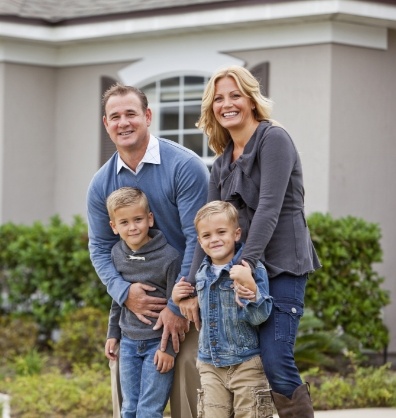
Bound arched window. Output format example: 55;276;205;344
142;74;214;167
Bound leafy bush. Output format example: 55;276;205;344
303;362;396;409
306;213;390;352
0;216;111;341
295;309;359;372
12;349;47;377
52;307;109;371
0;364;112;418
0;316;39;365
0;212;390;369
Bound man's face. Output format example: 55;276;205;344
103;92;152;151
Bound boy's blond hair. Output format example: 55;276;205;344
106;187;150;221
194;201;239;231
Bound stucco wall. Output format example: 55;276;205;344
53;62;127;223
329;30;396;353
1;63;56;223
235;44;332;216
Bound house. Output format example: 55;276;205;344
0;0;395;362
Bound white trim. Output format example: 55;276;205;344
0;1;395;44
0;19;388;68
118;53;244;86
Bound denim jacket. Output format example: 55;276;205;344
196;243;273;367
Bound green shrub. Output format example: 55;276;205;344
0;212;390;363
12;349;48;377
0;364;112;418
306;213;390;352
303;363;396;409
52;307;109;370
0;216;111;340
0;316;39;365
295;309;359;372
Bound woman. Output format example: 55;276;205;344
196;65;321;417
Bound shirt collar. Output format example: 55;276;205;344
116;134;161;174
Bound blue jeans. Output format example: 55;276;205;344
259;273;307;398
119;335;174;418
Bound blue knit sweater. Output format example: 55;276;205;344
87;138;209;307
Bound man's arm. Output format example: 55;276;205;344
156;155;209;350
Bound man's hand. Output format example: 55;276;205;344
104;338;119;361
179;297;200;331
125;282;167;325
153;307;190;353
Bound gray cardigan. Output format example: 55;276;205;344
208;121;321;278
107;229;182;356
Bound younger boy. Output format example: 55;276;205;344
104;187;181;418
172;200;274;418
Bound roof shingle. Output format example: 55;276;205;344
0;0;237;23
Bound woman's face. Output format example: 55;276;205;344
212;76;256;133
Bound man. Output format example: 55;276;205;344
87;83;209;418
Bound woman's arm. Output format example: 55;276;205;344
241;127;297;268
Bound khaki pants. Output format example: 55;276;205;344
109;344;122;418
196;356;273;418
110;327;200;418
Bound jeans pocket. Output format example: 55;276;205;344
273;299;304;344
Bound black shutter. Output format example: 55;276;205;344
100;76;118;167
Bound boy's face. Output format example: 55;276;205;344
110;204;154;251
197;213;241;265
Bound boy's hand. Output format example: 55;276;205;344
230;260;257;306
104;338;119;361
172;277;195;305
230;260;257;293
154;350;175;373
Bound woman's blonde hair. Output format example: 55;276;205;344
197;65;274;155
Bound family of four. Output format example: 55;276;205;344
87;65;321;418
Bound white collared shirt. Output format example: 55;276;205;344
116;134;161;175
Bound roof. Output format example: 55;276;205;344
1;0;396;49
2;0;396;25
2;0;396;27
0;0;239;24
